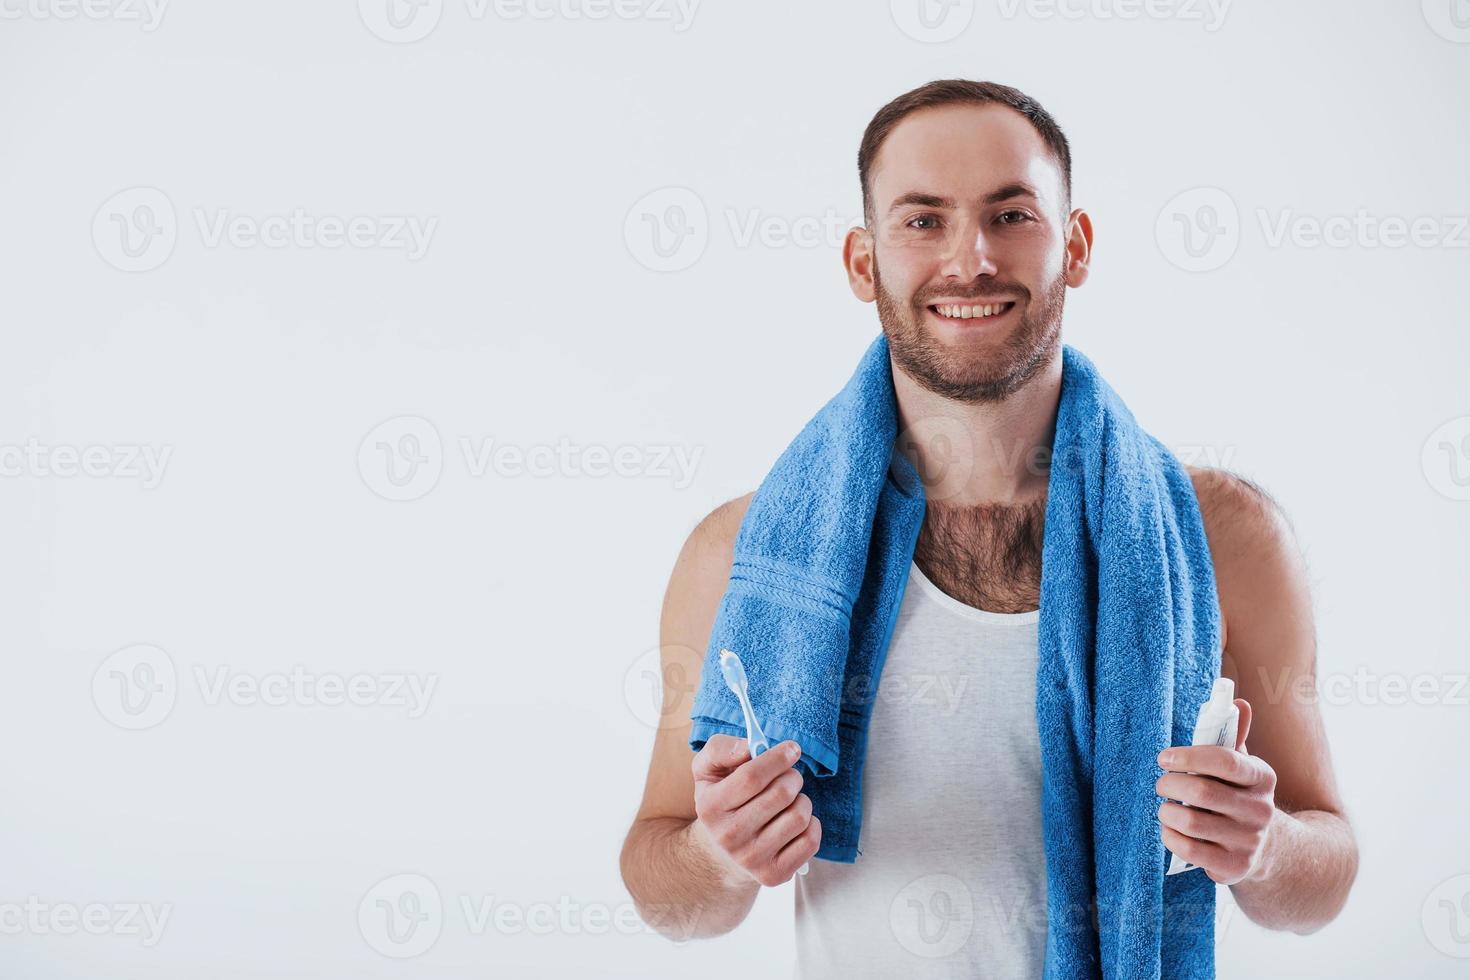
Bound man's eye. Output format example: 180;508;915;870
998;210;1033;225
906;214;940;230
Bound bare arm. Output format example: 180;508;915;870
620;494;763;941
1184;469;1360;934
620;816;759;942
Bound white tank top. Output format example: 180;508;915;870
793;558;1048;979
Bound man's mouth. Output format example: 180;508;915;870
927;301;1017;323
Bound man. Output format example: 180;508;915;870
619;79;1358;975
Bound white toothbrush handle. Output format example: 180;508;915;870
734;686;770;756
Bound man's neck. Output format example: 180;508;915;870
891;349;1063;507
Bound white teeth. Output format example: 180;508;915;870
937;303;1008;319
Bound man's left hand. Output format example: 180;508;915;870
1156;698;1278;886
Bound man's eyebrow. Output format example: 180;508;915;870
886;192;953;214
982;181;1040;205
885;182;1041;215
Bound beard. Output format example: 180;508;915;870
874;258;1067;404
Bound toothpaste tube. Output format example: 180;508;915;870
1165;677;1239;876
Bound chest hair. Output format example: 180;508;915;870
913;496;1046;614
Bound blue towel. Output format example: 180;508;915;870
688;332;1224;978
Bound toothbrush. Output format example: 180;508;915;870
718;649;809;877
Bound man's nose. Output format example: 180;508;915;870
939;221;998;281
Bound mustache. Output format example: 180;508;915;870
915;286;1028;305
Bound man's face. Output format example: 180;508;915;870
862;103;1076;403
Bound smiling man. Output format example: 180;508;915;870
620;79;1359;977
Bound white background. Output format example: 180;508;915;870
1;1;1467;976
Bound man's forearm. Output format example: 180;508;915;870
620;816;761;941
1228;808;1358;934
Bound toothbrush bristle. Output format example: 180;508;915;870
718;649;748;691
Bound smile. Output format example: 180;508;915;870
927;301;1016;321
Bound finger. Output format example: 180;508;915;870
730;768;805;841
751;791;814;862
1157;800;1255;850
774;814;821;878
692;734;751;783
710;739;803;813
1234;698;1252;753
1155;773;1265;821
1158;745;1269;787
1160;825;1231;878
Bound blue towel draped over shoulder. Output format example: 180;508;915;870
688;332;1223;978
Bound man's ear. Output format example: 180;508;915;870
843;225;876;303
1064;208;1093;288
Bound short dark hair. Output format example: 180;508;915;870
858;79;1073;225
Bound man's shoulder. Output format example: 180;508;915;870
691;491;755;554
661;492;755;641
668;491;754;596
1184;464;1295;558
1184;465;1306;653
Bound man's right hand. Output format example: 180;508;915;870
690;734;822;888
